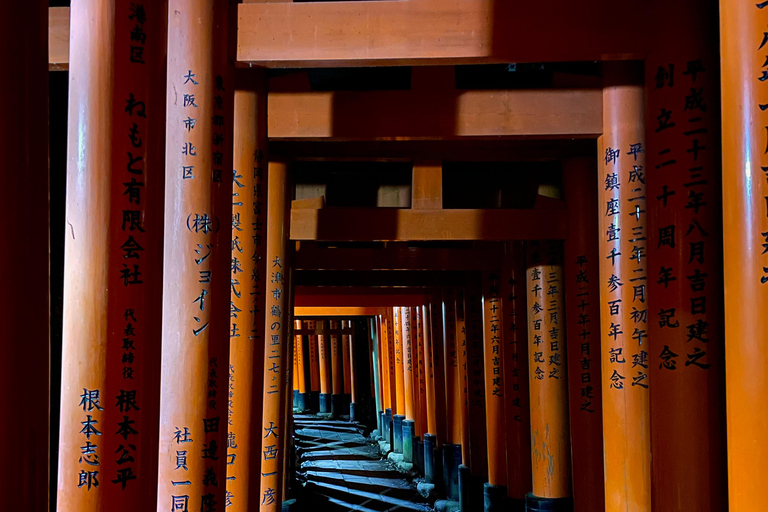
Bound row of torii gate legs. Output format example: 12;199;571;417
6;0;768;512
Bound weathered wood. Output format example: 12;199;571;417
290;208;568;241
293;245;502;271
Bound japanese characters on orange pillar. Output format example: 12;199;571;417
227;70;268;512
481;271;507;487
349;321;358;404
422;305;438;435
415;307;428;437
501;242;532;500
330;320;343;398
258;161;291;512
646;2;726;510
1;3;48;511
378;315;391;411
466;286;488;476
442;289;461;446
402;307;416;421
454;292;471;462
526;242;572;499
58;1;165;510
296;321;307;396
387;310;398;413
317;321;330;397
155;1;234;512
563;157;605;512
721;2;768;510
307;321;320;395
342;320;352;397
599;62;651;512
393;307;406;414
430;300;448;445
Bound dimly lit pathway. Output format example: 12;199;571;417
294;415;433;512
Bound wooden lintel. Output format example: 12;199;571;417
294;246;501;271
290;208;567;241
411;160;443;209
294;307;386;317
267;87;602;139
49;7;69;70
238;0;646;68
295;288;431;308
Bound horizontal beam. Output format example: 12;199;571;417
294;307;386;317
268;71;601;139
49;7;68;70
294;246;502;271
295;288;431;308
290;208;567;241
295;270;472;288
238;0;645;67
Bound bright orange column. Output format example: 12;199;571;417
317;320;331;413
403;307;416;421
430;300;448;446
156;1;233;512
454;292;471;464
422;305;438;436
481;272;507;491
387;310;398;414
563;157;605;512
295;320;307;409
501;242;533;504
58;1;165;510
0;2;48;510
393;308;406;415
646;2;726;510
330;319;344;416
379;315;392;412
466;286;488;478
599;61;651;512
259;160;292;512
721;2;768;510
526;242;572;503
228;69;269;512
307;320;320;406
443;290;461;446
415;307;428;437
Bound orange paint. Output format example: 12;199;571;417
526;242;571;498
349;321;358;404
330;320;343;396
393;307;406;415
721;2;768;509
292;334;299;395
295;320;307;395
501;242;533;499
563;157;605;512
455;291;470;462
403;307;416;421
378;315;391;411
228;70;269;512
442;289;461;446
307;321;320;393
430;300;448;445
599;62;651;512
317;320;330;396
415;307;428;437
466;286;488;477
259;161;292;512
342;320;352;395
422;305;438;436
646;2;726;510
482;271;507;487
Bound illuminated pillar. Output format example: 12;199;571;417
442;289;462;500
403;307;416;422
330;320;344;418
466;286;488;481
307;321;320;411
422;305;437;436
720;2;768;509
349;320;359;421
455;292;470;465
292;334;299;409
481;271;507;511
430;300;448;447
415;307;428;439
227;69;269;512
525;242;572;509
387;310;398;416
58;1;166;510
378;315;392;429
295;321;308;411
317;321;331;414
393;307;406;452
258;160;292;512
563;157;605;512
645;2;726;510
342;320;352;415
0;2;48;511
501;242;532;508
599;61;650;512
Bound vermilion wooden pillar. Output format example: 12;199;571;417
156;2;233;512
259;160;292;512
646;2;726;510
349;320;359;420
317;320;331;413
430;301;448;446
295;321;308;410
525;242;572;508
501;242;532;506
1;2;48;510
379;315;391;413
342;320;352;412
422;305;438;436
442;289;462;499
292;334;299;407
58;1;165;510
307;320;320;409
329;320;344;417
403;307;416;422
393;308;406;416
455;292;471;465
599;61;651;512
415;307;428;438
228;69;268;512
721;2;768;509
481;271;508;508
466;286;488;480
387;310;398;414
563;157;605;512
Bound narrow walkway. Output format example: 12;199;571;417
294;414;433;512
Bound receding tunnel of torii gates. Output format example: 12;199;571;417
8;1;753;512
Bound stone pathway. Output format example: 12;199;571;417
294;414;433;512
